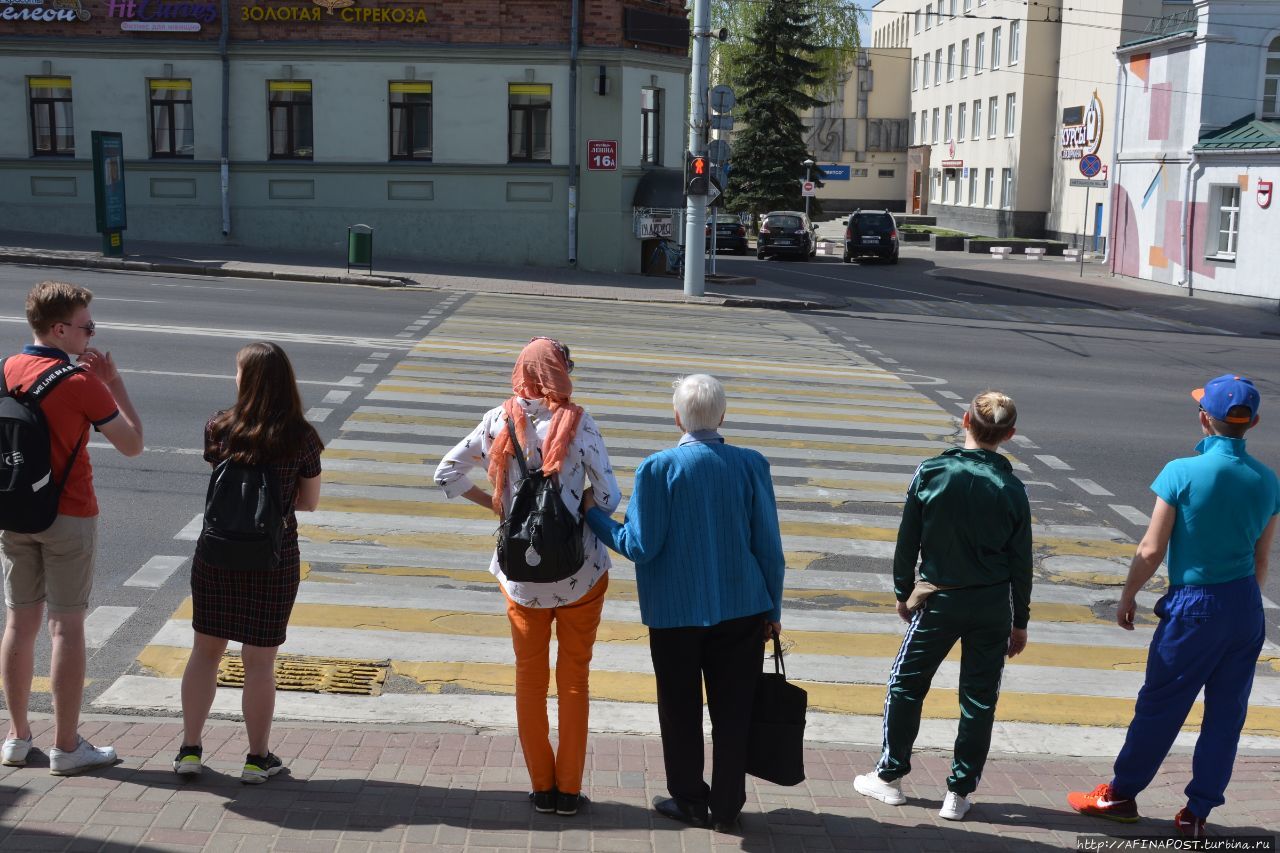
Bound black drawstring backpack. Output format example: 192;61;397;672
496;416;584;584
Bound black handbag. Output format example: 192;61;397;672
745;635;807;786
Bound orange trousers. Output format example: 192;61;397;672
504;575;608;796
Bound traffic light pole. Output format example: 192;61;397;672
683;0;710;298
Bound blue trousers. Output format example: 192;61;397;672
1111;575;1265;819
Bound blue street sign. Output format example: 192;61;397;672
1079;154;1103;178
818;164;851;181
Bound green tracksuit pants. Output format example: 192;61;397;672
876;584;1012;796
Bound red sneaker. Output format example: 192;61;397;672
1067;783;1140;823
1174;806;1206;837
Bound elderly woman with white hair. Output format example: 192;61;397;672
581;373;785;833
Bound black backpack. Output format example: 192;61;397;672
496;416;585;584
195;459;286;572
0;358;86;534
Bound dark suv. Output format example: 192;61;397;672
757;211;817;260
844;210;899;264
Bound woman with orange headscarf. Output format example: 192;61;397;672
434;337;620;817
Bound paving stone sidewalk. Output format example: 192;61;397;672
1;716;1277;852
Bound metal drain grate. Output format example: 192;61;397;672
217;654;389;696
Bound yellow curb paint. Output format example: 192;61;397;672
781;588;1105;625
30;677;91;693
320;497;487;519
325;471;440;487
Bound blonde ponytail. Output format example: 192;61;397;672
968;390;1017;445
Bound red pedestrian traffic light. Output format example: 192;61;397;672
685;151;710;196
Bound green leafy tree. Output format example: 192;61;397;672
726;0;827;215
711;0;862;94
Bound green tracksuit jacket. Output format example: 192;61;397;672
892;447;1034;628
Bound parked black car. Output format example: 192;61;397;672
844;210;899;263
705;214;749;255
757;211;817;260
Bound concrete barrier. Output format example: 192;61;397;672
1024;247;1046;261
990;246;1012;260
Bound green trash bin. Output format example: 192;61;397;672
347;224;373;274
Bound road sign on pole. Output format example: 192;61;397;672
1069;178;1108;188
802;181;816;197
708;139;731;164
710;84;735;115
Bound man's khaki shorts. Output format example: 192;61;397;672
1;514;97;612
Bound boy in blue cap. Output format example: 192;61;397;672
1068;374;1279;837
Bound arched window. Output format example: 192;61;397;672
1264;35;1280;117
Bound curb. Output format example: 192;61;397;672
0;250;409;288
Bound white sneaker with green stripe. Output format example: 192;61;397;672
241;752;284;784
172;745;203;777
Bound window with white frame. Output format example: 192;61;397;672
1000;167;1013;208
947;44;955;81
910;112;917;144
925;2;932;28
972;98;982;139
1009;20;1021;64
932;107;940;142
945;104;953;140
933;168;941;200
934;49;943;85
879;168;896;178
1005;93;1017;135
920;109;928;143
923;54;931;88
942;169;950;203
984;167;994;206
914;10;920;33
963;0;971;9
1211;185;1241;258
961;39;970;77
968;168;978;204
988;95;999;137
991;27;1002;71
976;32;986;73
640;87;662;165
957;102;967;142
948;0;956;18
912;57;919;90
1264;36;1280;116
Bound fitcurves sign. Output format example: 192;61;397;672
108;0;216;30
1061;90;1104;161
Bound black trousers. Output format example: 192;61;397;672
648;611;767;822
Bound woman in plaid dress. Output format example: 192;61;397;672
174;342;323;784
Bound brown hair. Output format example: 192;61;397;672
967;389;1018;445
26;281;93;335
207;342;318;465
1207;405;1254;439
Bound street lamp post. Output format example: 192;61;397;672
803;158;815;218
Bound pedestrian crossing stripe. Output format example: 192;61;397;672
100;293;1280;746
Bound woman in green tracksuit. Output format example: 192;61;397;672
854;390;1033;822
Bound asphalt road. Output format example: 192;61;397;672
2;252;1279;718
0;265;452;712
714;247;1280;641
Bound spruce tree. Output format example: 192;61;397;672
727;0;827;216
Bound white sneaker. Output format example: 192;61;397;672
854;772;906;806
2;736;32;767
939;791;971;821
48;737;118;776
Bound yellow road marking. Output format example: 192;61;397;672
129;645;1280;735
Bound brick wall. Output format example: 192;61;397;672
0;0;687;52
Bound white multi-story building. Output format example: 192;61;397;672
872;0;1167;246
1111;0;1280;302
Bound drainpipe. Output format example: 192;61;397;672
1179;150;1198;295
567;0;580;265
1108;56;1125;274
219;0;231;236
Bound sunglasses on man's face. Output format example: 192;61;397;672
530;337;574;373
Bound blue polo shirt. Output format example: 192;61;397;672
1151;435;1280;587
